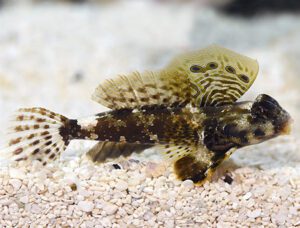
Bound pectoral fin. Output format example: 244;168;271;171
173;154;211;184
160;141;237;185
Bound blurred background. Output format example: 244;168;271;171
0;0;299;167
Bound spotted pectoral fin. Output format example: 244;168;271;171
86;141;153;163
160;142;237;185
173;154;212;185
158;142;210;185
91;70;192;110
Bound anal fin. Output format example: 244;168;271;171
86;141;153;163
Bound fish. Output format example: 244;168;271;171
1;45;292;185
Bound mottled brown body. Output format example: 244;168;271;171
73;106;200;145
60;94;291;184
68;105;224;183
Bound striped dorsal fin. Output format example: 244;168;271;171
93;45;259;109
92;70;192;110
166;45;259;107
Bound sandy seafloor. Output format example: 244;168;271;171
0;1;299;227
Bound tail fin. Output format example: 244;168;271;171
2;107;70;166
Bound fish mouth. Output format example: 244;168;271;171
280;116;293;135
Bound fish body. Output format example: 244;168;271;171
1;45;293;185
5;94;291;184
70;106;198;145
69;94;291;150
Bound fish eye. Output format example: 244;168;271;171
238;74;249;83
254;128;265;137
207;62;218;69
190;65;202;73
225;65;236;74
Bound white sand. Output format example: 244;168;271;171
0;157;299;227
0;1;299;227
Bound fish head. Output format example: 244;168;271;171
202;94;292;153
223;94;292;148
250;94;292;137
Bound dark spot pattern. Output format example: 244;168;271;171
223;174;233;184
32;140;40;146
207;62;218;69
225;65;236;74
44;141;52;146
254;128;265;137
238;74;249;83
13;148;23;155
190;65;203;73
113;164;121;169
49;154;55;159
32;148;40;155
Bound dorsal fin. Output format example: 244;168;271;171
166;45;259;107
92;71;192;110
93;45;259;109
